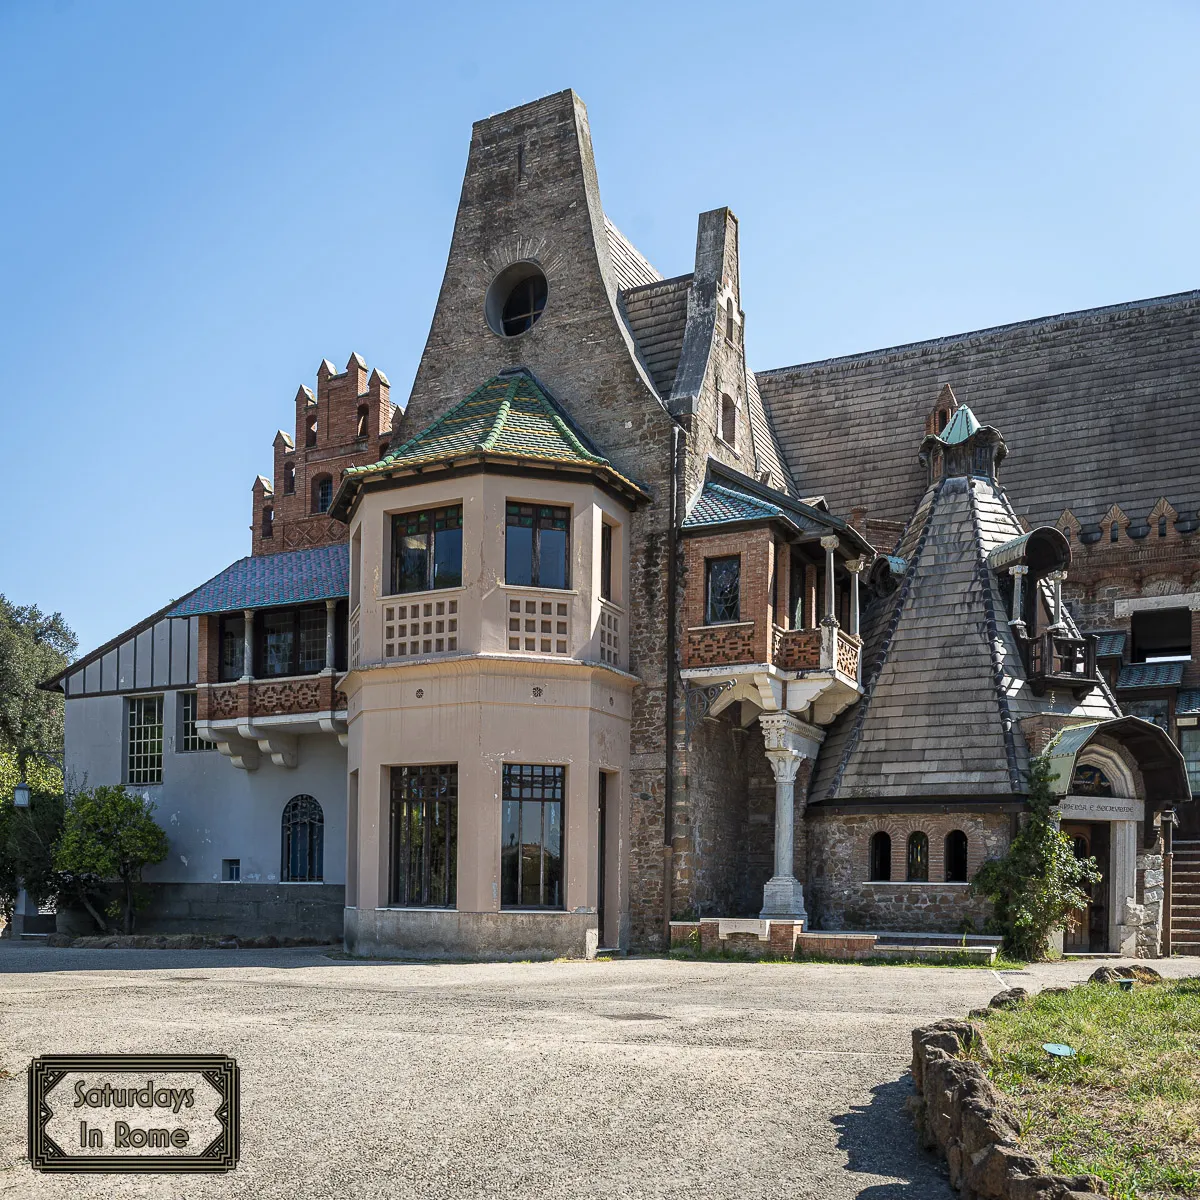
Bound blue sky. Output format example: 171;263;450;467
2;1;1198;656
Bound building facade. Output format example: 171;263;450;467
48;89;1197;956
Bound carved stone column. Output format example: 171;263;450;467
820;535;840;627
759;712;825;920
241;609;254;681
325;599;337;671
1008;565;1028;635
847;557;864;638
1048;569;1066;631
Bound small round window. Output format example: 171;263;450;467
485;262;548;337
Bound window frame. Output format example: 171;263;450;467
599;522;614;602
906;831;929;882
389;504;464;596
500;764;565;910
1181;727;1200;797
178;690;214;753
312;474;334;515
868;831;891;882
281;794;324;883
389;765;458;908
719;392;737;448
505;502;571;590
254;604;329;678
126;694;164;786
705;555;741;625
944;830;969;883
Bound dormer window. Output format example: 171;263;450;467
720;393;737;448
312;474;333;514
1159;516;1168;537
1110;523;1119;542
356;404;369;439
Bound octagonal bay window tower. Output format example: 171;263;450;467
330;369;649;960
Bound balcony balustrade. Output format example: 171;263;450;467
201;674;347;723
1025;630;1098;698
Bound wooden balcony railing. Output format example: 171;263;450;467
200;674;348;722
1025;631;1097;698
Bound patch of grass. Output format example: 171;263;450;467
965;978;1200;1199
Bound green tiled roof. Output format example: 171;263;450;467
339;370;648;503
1117;661;1186;689
940;404;981;444
1094;631;1127;659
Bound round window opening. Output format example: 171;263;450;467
485;261;548;337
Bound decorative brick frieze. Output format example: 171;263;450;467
684;622;756;668
773;626;821;669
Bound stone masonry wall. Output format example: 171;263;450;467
808;810;1010;932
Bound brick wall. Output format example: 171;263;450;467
251;355;395;558
807;810;1010;933
681;527;775;667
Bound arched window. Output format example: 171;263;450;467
1110;522;1119;542
906;831;929;882
282;795;323;882
1071;764;1113;797
261;505;273;539
305;413;318;448
283;461;295;495
720;393;737;447
1158;516;1168;538
312;474;333;515
869;831;891;882
356;404;369;439
944;830;968;882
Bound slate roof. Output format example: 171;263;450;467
758;289;1200;532
810;430;1119;805
605;217;662;291
619;276;692;397
1095;631;1127;659
169;544;349;616
1116;661;1187;690
336;370;649;511
1178;689;1200;714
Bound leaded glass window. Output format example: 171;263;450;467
505;503;570;589
501;764;564;908
1182;728;1200;797
127;695;164;785
390;765;458;907
906;831;929;882
391;506;463;594
705;556;740;624
282;795;323;882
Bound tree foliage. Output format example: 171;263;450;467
0;597;76;781
55;786;169;934
971;751;1102;960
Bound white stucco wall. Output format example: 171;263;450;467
64;690;346;886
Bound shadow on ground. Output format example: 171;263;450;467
832;1076;953;1200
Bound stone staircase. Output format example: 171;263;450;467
1171;839;1200;955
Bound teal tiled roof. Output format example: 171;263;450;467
168;545;348;616
1176;688;1200;714
940;404;981;444
1116;661;1186;690
1095;631;1127;659
683;482;787;528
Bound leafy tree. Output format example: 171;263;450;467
971;750;1101;960
0;598;76;783
55;786;168;934
0;752;66;924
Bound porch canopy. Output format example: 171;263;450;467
1047;715;1191;841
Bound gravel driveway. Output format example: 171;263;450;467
2;944;1196;1199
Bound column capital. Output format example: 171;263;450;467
243;608;255;621
1008;564;1029;577
845;557;866;574
820;534;840;552
1048;569;1068;583
325;597;337;611
764;750;804;784
759;710;824;759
